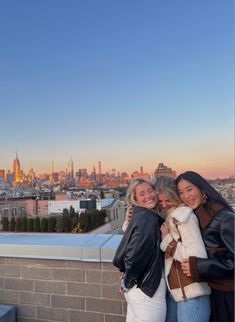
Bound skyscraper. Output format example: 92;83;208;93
49;161;54;184
98;161;102;185
68;158;74;179
13;152;21;184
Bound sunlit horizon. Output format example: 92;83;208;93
0;1;233;182
1;152;234;180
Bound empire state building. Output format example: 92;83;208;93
13;152;21;184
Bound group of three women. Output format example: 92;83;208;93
113;171;234;322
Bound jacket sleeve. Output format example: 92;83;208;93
161;214;207;262
124;231;155;289
173;215;207;262
190;212;234;280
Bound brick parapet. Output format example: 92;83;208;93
0;257;126;322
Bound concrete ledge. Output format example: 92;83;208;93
0;233;122;262
0;304;16;322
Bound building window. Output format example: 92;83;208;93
11;208;17;216
3;209;9;216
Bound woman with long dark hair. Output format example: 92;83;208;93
176;171;234;322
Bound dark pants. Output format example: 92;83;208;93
166;291;177;322
210;289;234;322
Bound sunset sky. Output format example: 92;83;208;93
0;0;233;179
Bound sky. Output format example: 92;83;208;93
0;0;234;179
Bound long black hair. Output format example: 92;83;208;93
176;171;234;212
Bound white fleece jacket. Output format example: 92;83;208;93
160;205;211;302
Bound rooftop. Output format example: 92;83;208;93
0;232;122;262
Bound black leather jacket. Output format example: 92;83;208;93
190;207;234;290
113;206;164;297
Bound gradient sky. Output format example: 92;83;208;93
0;0;234;179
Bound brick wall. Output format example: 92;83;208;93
0;257;126;322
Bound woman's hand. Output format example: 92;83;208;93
118;272;124;293
123;206;133;231
126;206;133;222
160;222;169;238
181;259;192;277
119;272;128;293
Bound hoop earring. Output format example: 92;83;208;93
202;192;208;204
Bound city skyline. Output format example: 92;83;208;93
0;152;233;180
0;1;233;179
3;152;172;176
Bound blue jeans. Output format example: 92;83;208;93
166;293;211;322
177;295;211;322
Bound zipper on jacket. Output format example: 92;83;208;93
175;260;187;301
141;265;152;285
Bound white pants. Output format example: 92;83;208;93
124;277;166;322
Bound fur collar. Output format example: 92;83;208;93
195;201;224;228
168;204;193;224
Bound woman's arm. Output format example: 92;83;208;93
172;215;207;261
187;213;234;280
161;213;207;262
122;207;133;232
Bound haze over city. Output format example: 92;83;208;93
0;0;233;179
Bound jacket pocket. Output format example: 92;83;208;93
168;260;197;299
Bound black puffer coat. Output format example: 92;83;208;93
113;206;164;297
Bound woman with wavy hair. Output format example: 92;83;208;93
155;175;211;322
113;178;166;322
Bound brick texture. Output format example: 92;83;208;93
5;278;34;291
86;298;123;314
0;257;126;322
37;306;69;321
16;304;37;318
70;310;104;322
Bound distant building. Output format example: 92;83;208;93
154;162;175;178
13;152;21;184
27;198;48;217
0;170;5;182
0;197;29;229
48;200;81;214
67;158;74;180
101;198;126;231
47;197;125;229
131;170;150;180
55;192;67;201
98;161;102;185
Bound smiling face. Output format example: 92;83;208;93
177;179;204;209
158;192;175;215
135;182;157;209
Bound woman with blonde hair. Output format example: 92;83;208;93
113;178;166;322
155;175;211;322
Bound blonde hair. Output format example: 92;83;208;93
126;178;155;207
154;175;181;210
